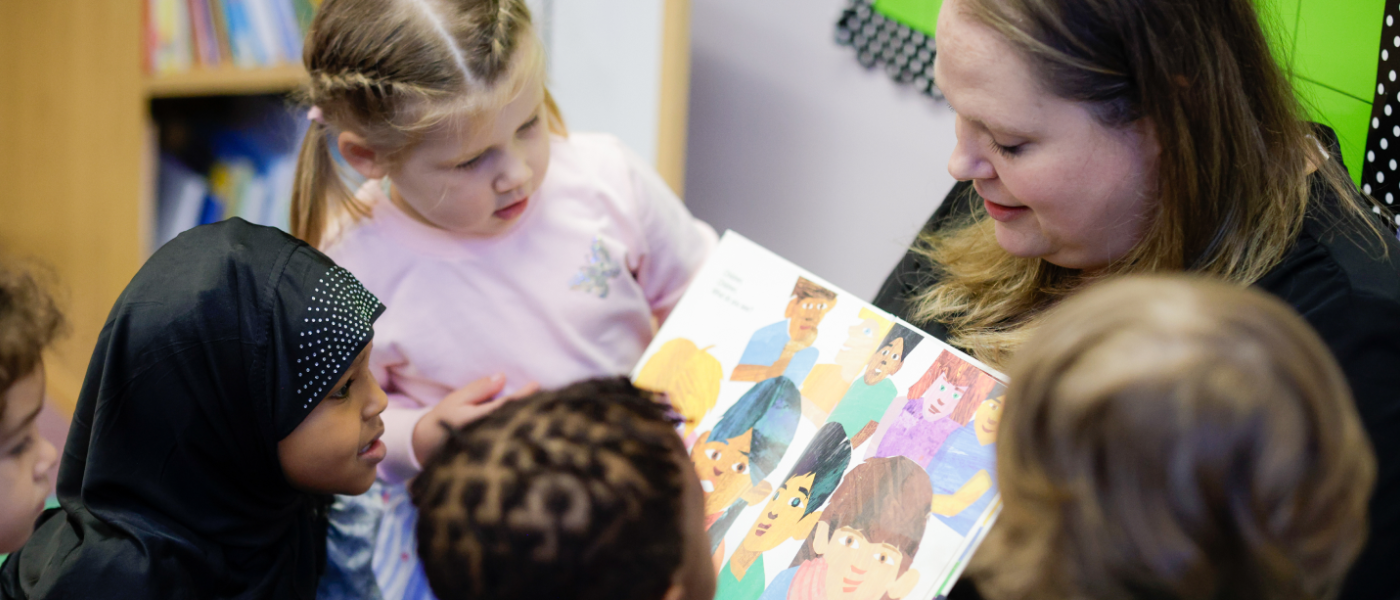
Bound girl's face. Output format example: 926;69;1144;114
0;364;58;553
921;373;965;421
385;72;551;237
279;344;388;495
933;0;1159;270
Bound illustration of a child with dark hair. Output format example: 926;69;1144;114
926;392;1003;536
690;376;803;551
866;351;1000;469
732;278;838;384
717;422;854;600
824;324;922;447
760;457;932;600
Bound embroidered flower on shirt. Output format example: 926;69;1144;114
569;237;622;298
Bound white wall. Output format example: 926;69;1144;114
530;0;667;163
684;0;958;301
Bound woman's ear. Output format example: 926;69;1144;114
337;131;390;181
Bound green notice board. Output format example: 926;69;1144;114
1259;0;1383;185
872;0;1382;185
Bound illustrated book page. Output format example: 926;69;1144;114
632;231;1007;600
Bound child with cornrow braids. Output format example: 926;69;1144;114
292;1;716;597
412;377;716;600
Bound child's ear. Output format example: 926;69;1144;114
337;131;390;181
812;521;831;556
888;568;920;599
791;510;822;541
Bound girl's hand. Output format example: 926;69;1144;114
411;374;540;465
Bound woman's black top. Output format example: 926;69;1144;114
0;219;385;600
875;165;1400;599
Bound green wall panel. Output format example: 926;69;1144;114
873;0;941;36
1293;0;1384;101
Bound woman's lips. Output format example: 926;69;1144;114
983;198;1030;222
494;197;529;220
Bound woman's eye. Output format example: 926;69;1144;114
953;393;962;400
517;116;540;134
706;449;721;461
788;497;802;508
330;378;355;400
732;462;747;474
988;138;1023;157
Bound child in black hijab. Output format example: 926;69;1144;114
0;219;389;599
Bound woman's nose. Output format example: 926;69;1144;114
947;122;996;182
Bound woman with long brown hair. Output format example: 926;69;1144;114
872;0;1400;597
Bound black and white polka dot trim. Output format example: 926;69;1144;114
835;0;941;98
1363;2;1400;230
294;266;380;409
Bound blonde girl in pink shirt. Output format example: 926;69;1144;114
289;1;716;597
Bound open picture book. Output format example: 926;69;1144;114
631;232;1006;600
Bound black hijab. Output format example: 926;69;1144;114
0;219;385;599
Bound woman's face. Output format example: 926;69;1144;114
933;0;1159;270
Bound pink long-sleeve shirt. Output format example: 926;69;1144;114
324;133;717;483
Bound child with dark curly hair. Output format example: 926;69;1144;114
0;263;63;553
412;377;715;600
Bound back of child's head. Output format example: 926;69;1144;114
293;0;565;247
974;276;1375;600
0;262;64;417
413;377;705;600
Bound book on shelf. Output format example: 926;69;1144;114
632;232;1006;600
154;105;306;249
146;0;316;74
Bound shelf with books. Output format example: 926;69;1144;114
146;64;308;98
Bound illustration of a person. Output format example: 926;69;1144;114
760;456;932;600
634;337;723;440
926;392;1003;536
866;351;1000;468
731;277;838;384
690;376;802;551
716;422;853;600
823;325;922;447
799;310;893;423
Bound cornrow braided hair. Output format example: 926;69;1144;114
413;377;689;600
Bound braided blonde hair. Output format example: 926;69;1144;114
292;0;566;247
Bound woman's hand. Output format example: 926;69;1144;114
411;374;539;465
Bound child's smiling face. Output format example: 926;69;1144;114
740;472;819;553
0;364;58;553
863;338;906;385
690;429;754;516
820;525;910;600
920;373;966;421
279;344;388;495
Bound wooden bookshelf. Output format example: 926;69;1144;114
146;64;308;98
